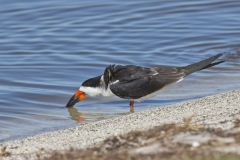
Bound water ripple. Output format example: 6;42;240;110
0;0;240;141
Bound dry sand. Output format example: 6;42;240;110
1;90;240;160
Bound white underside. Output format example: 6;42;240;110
135;77;184;102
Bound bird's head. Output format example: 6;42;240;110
66;75;102;108
66;90;86;108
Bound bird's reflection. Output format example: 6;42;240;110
67;106;133;124
68;107;87;123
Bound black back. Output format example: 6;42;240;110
107;65;184;99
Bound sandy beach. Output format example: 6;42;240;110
1;90;240;160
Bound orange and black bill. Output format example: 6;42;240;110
66;90;86;108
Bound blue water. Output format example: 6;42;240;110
0;0;240;142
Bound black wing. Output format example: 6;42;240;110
108;65;185;99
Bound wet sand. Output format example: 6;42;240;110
1;90;240;160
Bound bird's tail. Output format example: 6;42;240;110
182;54;224;76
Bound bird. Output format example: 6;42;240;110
66;54;224;112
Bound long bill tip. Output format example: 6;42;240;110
66;94;80;108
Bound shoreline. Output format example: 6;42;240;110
1;90;240;159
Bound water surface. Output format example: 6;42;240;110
0;0;240;141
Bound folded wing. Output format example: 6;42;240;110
109;65;185;99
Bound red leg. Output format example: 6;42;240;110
130;99;134;112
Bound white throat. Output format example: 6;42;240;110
79;86;114;97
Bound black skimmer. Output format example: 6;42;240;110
66;54;224;112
